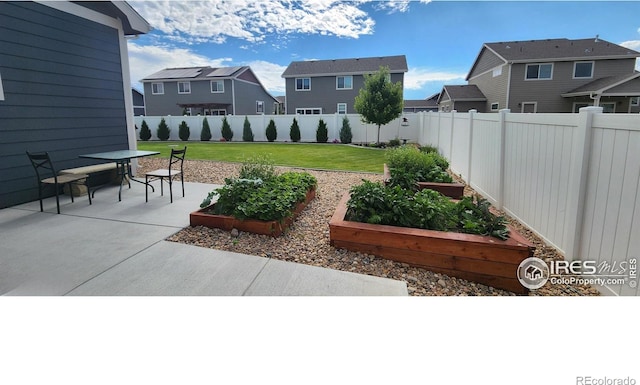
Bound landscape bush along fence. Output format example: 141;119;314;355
134;113;420;144
419;107;640;296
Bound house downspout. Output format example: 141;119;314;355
506;63;512;111
231;79;236;115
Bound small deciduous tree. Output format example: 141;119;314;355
178;120;190;141
157;118;170;141
242;116;254;142
221;116;233;141
201;117;212;141
139;119;152;141
265;119;277;142
289;117;301;142
316;118;328;143
354;66;403;145
339;116;352;144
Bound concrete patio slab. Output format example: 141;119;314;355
245;257;408;296
1;181;408;296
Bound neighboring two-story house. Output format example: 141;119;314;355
281;55;408;115
141;66;279;116
440;37;640;113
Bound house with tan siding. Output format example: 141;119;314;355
440;37;640;113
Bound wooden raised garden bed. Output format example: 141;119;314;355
329;193;534;294
190;188;316;237
383;164;465;199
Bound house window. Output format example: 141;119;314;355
525;63;552;80
183;108;192;116
151;82;164;95
296;78;311;91
492;66;502;77
211;80;224;93
631;97;640;106
574;62;594;79
491;103;499;111
296;108;321;115
337;103;347;114
205;109;226;116
256;100;264;114
336;76;353;90
178;81;191;94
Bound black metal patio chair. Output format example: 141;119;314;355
145;147;187;203
26;151;92;214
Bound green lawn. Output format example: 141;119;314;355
137;141;386;173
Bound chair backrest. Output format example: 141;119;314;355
169;147;187;173
26;151;57;182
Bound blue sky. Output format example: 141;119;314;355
127;1;640;100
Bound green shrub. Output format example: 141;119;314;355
221;116;233;141
201;172;317;222
238;154;277;182
290;118;301;142
242;116;254;142
201;117;212;141
345;181;509;240
178;120;190;141
388;137;401;147
157;118;170;141
385;146;452;190
316;118;328;143
265;119;277;142
339;116;352;144
420;144;439;154
139;119;151;141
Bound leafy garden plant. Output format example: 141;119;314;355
345;180;509;240
201;172;317;222
385;145;453;190
200;154;316;222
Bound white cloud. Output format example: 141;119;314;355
129;0;375;44
404;67;467;90
127;43;286;94
244;60;287;95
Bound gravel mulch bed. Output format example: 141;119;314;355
137;158;600;296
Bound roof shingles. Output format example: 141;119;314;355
282;55;408;77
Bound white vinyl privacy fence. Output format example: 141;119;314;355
134;113;420;144
420;108;640;296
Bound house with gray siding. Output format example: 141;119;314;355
441;37;640;113
437;86;487;112
0;1;150;209
404;93;440;113
282;55;408;115
141;66;279;116
132;88;145;115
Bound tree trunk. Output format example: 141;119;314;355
377;124;381;145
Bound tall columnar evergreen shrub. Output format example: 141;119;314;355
339;116;352;144
157;118;170;141
265;119;277;142
139;119;152;141
200;117;212;141
242;116;254;142
221;116;233;141
289;117;301;142
316;118;328;143
178;120;190;141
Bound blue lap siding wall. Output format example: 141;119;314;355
0;2;129;208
